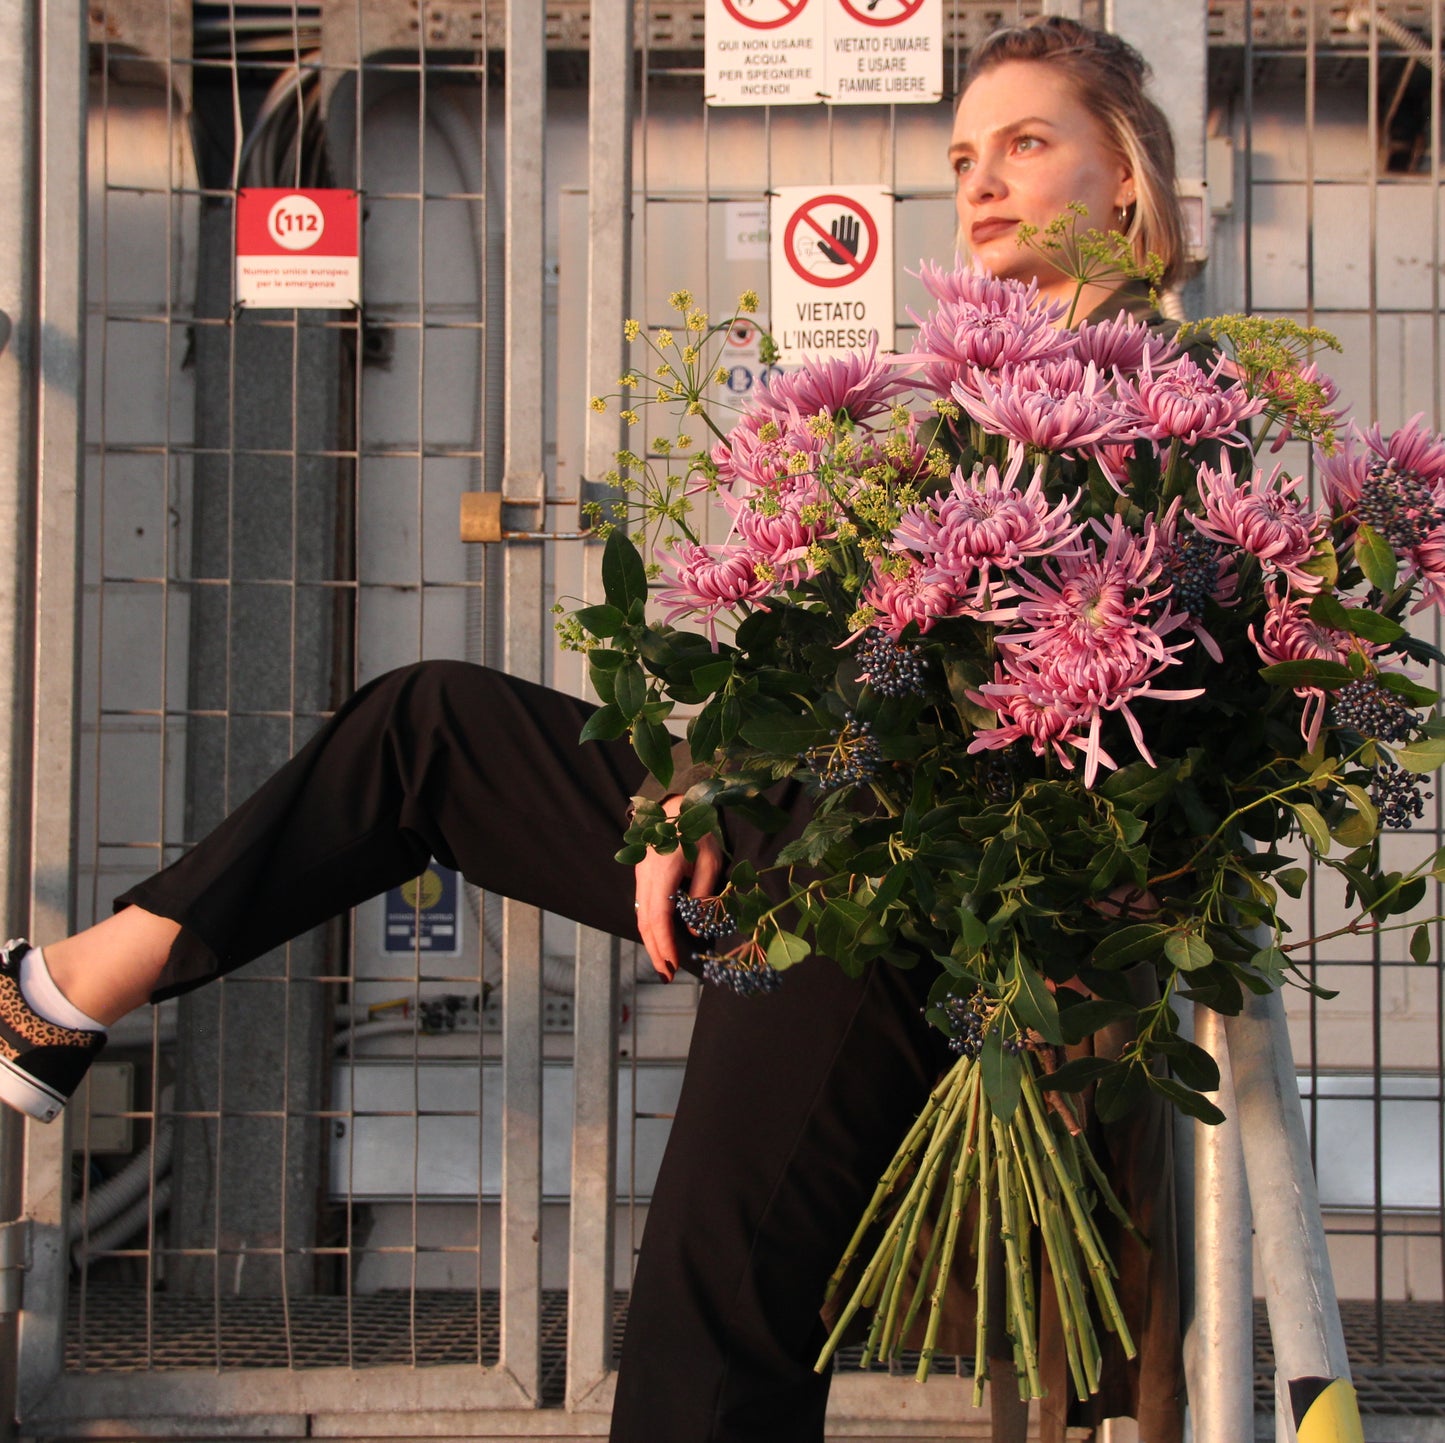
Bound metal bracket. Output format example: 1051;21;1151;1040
0;1218;32;1316
458;490;592;543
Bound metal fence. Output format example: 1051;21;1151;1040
0;1;1440;1438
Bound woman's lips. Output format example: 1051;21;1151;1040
970;218;1017;244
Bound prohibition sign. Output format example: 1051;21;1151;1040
838;0;926;24
726;319;758;347
782;193;879;288
721;0;810;29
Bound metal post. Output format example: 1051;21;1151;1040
1224;989;1364;1443
567;0;634;1412
500;0;547;1404
0;1;36;1434
1186;1005;1256;1443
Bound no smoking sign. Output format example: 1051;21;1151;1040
770;185;894;364
236;187;360;309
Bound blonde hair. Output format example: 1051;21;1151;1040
960;16;1187;290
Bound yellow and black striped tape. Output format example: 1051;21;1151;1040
1288;1376;1364;1443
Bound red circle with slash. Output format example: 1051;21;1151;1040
838;0;925;24
782;193;879;288
721;0;811;29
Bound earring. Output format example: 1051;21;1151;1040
1117;201;1133;228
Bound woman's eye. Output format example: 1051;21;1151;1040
1014;135;1040;154
952;156;973;175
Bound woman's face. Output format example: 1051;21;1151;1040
950;60;1134;304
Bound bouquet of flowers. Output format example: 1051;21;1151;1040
562;246;1445;1404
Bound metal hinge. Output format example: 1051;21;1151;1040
0;1219;32;1317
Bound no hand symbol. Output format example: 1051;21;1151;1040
721;0;810;28
837;0;925;23
782;193;879;287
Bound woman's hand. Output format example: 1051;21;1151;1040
633;796;723;981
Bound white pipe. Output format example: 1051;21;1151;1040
72;1178;172;1269
69;1104;174;1242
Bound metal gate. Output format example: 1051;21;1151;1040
0;2;1441;1440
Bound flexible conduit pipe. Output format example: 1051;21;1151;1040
72;1179;174;1270
69;1103;175;1244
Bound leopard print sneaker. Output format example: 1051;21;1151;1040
0;940;106;1122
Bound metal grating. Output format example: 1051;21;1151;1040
1253;1301;1445;1415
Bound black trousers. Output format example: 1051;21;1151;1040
117;661;949;1443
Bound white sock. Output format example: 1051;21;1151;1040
19;946;107;1033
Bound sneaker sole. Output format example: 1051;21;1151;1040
0;1055;66;1122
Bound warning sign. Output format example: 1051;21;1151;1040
706;0;823;106
828;0;941;104
770;185;894;363
236;188;360;309
709;317;784;408
707;0;940;106
384;865;462;956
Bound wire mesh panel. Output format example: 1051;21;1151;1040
1205;0;1445;1408
14;0;1445;1436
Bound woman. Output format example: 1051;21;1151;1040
0;16;1190;1443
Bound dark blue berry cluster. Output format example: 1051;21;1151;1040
1163;531;1223;618
976;753;1015;807
855;629;928;698
1370;760;1434;829
698;951;783;997
673;892;732;940
1356;460;1445;549
940;993;986;1058
800;712;883;792
1332;678;1418;743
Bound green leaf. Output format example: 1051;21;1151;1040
1376;672;1439;707
1397;733;1445;773
1332;809;1377;850
974;832;1014;896
1009;957;1062;1044
632;717;675;789
1037;1057;1112;1093
1311;593;1406;644
1299;537;1339;588
689;658;735;695
1354;523;1398;593
766;930;811;971
1259;659;1354;689
579;702;629;743
981;1029;1022;1123
1289;801;1332;856
1275;867;1308;899
1164;932;1214;972
575;603;626;638
956;907;989;950
1250;946;1289;985
614;843;648;866
1056;997;1136;1044
1095;1063;1147;1122
1097;758;1179;810
688;703;723;765
601;529;649;613
1157;1038;1221;1092
1411;923;1433;964
1092;923;1170;970
739;713;829;755
1147;1074;1227;1126
677;801;719;844
614;661;648;721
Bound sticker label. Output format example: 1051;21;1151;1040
236;187;361;309
384;865;462;957
706;0;824;106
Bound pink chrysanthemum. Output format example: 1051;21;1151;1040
913;257;1065;318
1194;454;1327;593
904;265;1072;400
862;558;965;636
1260;362;1347;451
891;445;1082;601
1113;353;1265;450
716;406;827;492
973;517;1203;783
1249;586;1356;745
655;542;776;645
1364;413;1445;484
1316;426;1372;513
953;360;1127;456
1090;440;1137;493
1070;310;1179;374
1404;530;1445;613
721;477;832;583
965;668;1104;774
754;339;916;424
